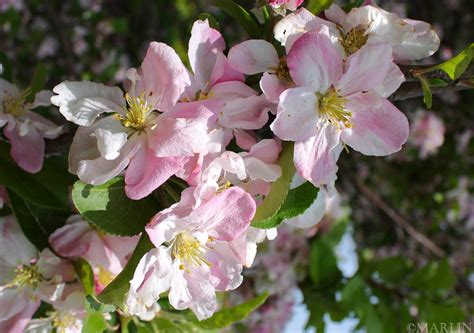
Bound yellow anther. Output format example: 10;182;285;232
3;87;31;117
317;88;352;129
116;92;153;131
339;25;369;56
171;233;211;271
7;264;41;289
275;57;292;82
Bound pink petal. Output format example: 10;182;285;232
218;95;272;130
4;122;44;173
139;42;190;111
49;219;93;258
392;19;440;61
125;145;185;200
336;43;395;96
148;106;216;157
191;187;256;241
0;289;40;333
244;139;281;163
260;72;289;104
228;40;279;75
188;19;226;91
0;215;37;269
324;4;347;25
209;52;244;86
342;92;409;156
270;87;319;141
374;62;405;98
287;31;343;92
233;129;257;150
208;81;257;101
294;123;342;186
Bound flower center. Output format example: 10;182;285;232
195;90;209;101
51;311;80;333
97;266;115;288
171;233;211;271
274;57;292;82
317;88;352;129
340;25;369;56
7;264;41;289
2;88;31;117
115;92;153;131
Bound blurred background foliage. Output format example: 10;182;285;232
0;0;473;332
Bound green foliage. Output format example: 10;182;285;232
342;0;363;12
97;234;154;309
251;142;295;227
72;177;158;236
192;292;269;329
82;312;108;333
307;0;333;14
0;142;70;210
29;63;47;100
434;43;474;80
310;239;341;288
408;259;455;295
417;74;433;108
86;295;117;313
211;0;261;38
74;259;95;296
252;182;319;229
7;190;68;250
198;13;220;30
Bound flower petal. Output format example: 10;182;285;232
51;81;125;126
260;72;288;104
294;123;342;187
342;92;409;156
228;40;279;75
336;43;394;96
218;94;272;130
287;31;343;92
4;121;44;173
270;87;319;141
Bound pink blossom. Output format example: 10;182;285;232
0;79;62;173
410;110;445;159
127;186;256;320
268;0;303;12
49;215;139;293
270;32;409;186
52;42;220;200
0;216;75;333
274;5;440;61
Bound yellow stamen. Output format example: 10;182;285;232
275;57;292;82
51;311;80;333
115;92;153;131
339;25;369;56
3;88;31;117
97;266;115;287
317;88;352;129
216;180;232;193
7;264;41;289
171;233;211;272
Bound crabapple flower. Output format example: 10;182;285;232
49;215;139;293
127;186;256;320
25;287;86;333
0;216;75;333
268;0;303;12
0;79;62;173
177;20;273;140
52;42;220;199
274;5;440;61
228;39;293;103
270;32;409;186
410;110;445;159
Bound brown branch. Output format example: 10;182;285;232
351;177;446;259
390;62;474;101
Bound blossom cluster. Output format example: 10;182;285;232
0;1;442;330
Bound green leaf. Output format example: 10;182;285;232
252;182;319;228
7;190;68;250
366;256;412;285
82;311;108;333
72;177;157;236
198;13;220;30
417;74;433;109
85;295;117;313
408;259;455;295
97;234;154;309
212;0;261;38
251;142;295;227
0;142;70;210
192;292;269;329
307;0;333;14
415;299;465;324
0;52;12;81
341;275;368;306
427;78;449;87
29;63;47;100
434;43;474;80
74;259;95;296
309;238;341;288
342;0;363;12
